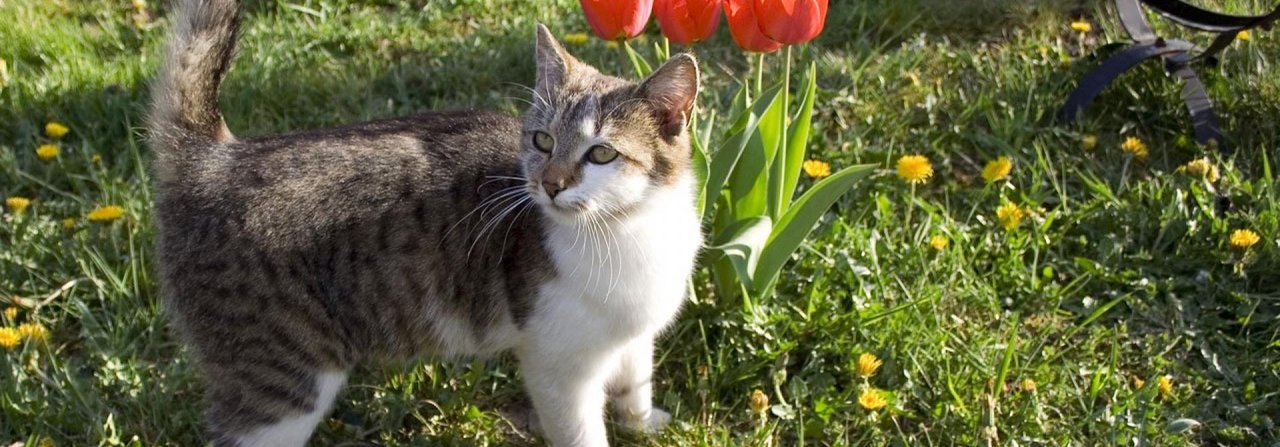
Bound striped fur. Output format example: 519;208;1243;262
149;2;702;445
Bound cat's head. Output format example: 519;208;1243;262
521;24;699;225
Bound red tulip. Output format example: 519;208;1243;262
581;0;654;41
724;0;782;53
752;0;828;45
654;0;722;46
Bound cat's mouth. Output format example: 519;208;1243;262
539;199;595;223
548;200;589;214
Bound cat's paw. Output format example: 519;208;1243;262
622;408;672;434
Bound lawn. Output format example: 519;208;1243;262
2;0;1279;445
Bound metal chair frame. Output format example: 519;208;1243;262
1058;0;1280;149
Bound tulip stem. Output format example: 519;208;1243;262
775;45;791;221
619;38;630;73
755;53;765;98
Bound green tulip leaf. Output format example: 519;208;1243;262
691;128;710;219
709;216;773;290
704;84;781;216
751;164;876;294
781;63;818;210
623;41;653;77
729;82;785;221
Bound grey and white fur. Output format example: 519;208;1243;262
148;0;703;445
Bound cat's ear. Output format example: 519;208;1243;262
535;24;576;98
637;53;700;140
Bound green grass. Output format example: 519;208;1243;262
3;0;1279;445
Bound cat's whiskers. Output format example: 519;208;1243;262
603;97;650;122
586;211;608;302
504;95;534;107
569;213;591;294
602;213;624;304
578;208;622;305
497;199;535;261
598;200;650;269
594;202;635;303
467;193;532;260
581;212;606;299
478;175;528;189
509;81;556;111
442;185;528;242
564;213;589;279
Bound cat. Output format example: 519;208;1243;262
147;0;703;446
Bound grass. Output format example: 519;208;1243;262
2;0;1279;445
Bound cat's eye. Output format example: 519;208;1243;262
532;131;554;153
586;145;618;164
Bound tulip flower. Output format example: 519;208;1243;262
655;0;722;45
581;0;654;41
752;0;828;45
724;0;782;52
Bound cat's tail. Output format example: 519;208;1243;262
148;0;240;177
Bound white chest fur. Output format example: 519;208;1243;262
534;178;702;345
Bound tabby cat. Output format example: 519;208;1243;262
148;0;702;445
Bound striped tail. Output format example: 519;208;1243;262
148;0;241;178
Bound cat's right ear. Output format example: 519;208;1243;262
535;24;574;98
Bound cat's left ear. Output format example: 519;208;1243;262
535;24;577;99
637;53;699;140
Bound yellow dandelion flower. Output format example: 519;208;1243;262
1081;134;1098;151
0;327;20;350
1229;229;1261;251
929;235;949;250
1070;20;1092;33
1121;136;1148;160
996;203;1025;231
87;205;126;222
1180;158;1219;183
896;155;933;184
18;322;48;342
62;217;76;230
749;389;769;414
858;388;887;411
982;156;1013;183
1021;378;1037;393
1132;376;1146;389
855;353;883;378
3;307;16;320
1237;30;1251;41
36;144;60;161
45;122;70;139
903;71;921;87
6;197;31;214
1157;375;1173;400
803;159;832;179
562;33;590;45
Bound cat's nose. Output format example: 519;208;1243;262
542;179;565;199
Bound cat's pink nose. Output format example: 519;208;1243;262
542;179;565;199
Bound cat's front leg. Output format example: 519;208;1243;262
608;336;671;433
518;342;615;447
